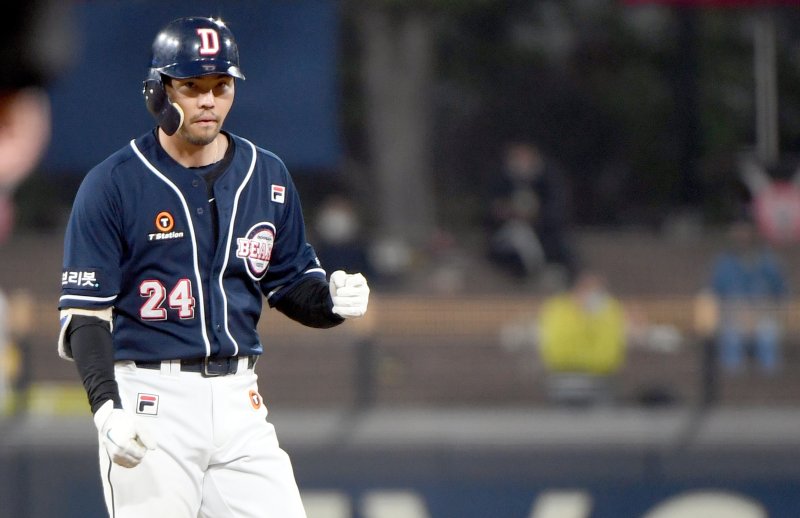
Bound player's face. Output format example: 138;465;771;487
166;74;235;146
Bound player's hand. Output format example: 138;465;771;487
330;270;370;319
93;400;157;468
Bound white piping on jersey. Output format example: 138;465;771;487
216;138;258;356
130;140;212;356
59;293;118;304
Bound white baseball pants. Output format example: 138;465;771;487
97;360;307;518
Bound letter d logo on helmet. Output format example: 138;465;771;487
142;17;246;135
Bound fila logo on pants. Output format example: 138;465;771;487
137;393;159;415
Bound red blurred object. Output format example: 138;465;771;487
623;0;800;6
753;180;800;245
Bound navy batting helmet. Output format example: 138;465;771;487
149;17;245;80
143;17;245;135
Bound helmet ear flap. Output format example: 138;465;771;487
142;71;184;136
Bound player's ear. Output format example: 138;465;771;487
142;70;184;136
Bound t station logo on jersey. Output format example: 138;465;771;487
148;211;185;242
236;222;275;280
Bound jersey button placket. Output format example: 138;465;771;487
197;207;204;215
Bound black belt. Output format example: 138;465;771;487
134;356;257;377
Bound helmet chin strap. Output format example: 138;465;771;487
142;71;184;136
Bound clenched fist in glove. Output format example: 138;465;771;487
94;400;157;468
330;270;370;318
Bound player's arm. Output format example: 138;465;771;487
263;163;369;324
272;270;370;328
272;276;345;328
59;307;120;412
59;307;156;468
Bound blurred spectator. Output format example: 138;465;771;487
487;140;577;285
0;289;8;411
425;228;469;294
0;289;35;415
313;194;374;279
536;269;626;406
707;218;788;375
8;289;35;414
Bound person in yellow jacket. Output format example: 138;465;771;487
538;270;626;376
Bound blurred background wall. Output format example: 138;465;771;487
2;0;800;517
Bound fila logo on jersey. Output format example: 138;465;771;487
236;222;275;280
136;393;159;415
148;210;185;241
271;184;285;204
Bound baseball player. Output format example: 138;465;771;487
57;16;369;518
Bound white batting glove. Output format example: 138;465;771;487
93;400;157;468
330;270;370;318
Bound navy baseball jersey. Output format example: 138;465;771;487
59;130;324;361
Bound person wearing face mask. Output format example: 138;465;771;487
486;140;577;285
313;193;374;280
536;269;627;406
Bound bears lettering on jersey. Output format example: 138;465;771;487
236;222;276;280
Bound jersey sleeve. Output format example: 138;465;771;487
59;168;124;310
261;171;326;306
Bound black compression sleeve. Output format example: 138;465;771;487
67;315;121;413
273;276;345;329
